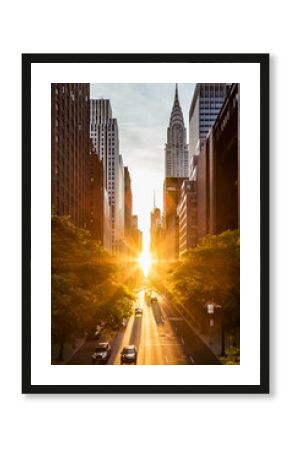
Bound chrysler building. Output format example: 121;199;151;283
165;84;188;177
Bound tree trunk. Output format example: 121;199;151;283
58;341;64;361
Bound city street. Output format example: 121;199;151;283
67;290;220;365
51;83;239;368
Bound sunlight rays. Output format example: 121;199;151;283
138;250;152;277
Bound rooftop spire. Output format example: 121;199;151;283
175;83;179;102
169;83;184;128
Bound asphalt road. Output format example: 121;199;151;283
67;290;220;365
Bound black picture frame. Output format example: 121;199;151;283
22;53;269;394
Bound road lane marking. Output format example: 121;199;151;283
168;303;221;363
145;343;181;346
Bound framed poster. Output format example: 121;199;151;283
22;53;269;394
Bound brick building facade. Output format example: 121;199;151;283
51;83;90;229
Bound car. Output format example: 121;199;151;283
144;291;151;300
91;343;111;364
122;317;128;327
135;307;143;317
120;345;137;365
151;296;158;304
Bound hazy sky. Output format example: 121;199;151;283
90;83;196;250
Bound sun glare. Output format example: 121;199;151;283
138;250;152;277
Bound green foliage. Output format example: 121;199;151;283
51;215;135;357
149;230;240;332
220;330;240;364
169;230;240;329
51;272;96;341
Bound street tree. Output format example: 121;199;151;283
51;215;135;360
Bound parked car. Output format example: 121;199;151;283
135;307;143;317
86;327;101;340
122;317;128;327
120;345;137;365
91;343;111;364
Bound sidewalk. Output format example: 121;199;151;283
167;300;229;363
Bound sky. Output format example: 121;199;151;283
90;83;196;252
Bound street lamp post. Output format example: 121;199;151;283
207;302;215;346
220;303;226;357
214;303;225;357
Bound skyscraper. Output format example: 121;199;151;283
177;180;197;255
188;83;229;178
165;84;188;178
163;177;187;260
90;98;121;252
196;84;239;240
128;215;142;257
115;154;125;253
51;83;90;229
150;207;162;261
90;98;112;188
87;152;112;252
124;166;132;239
